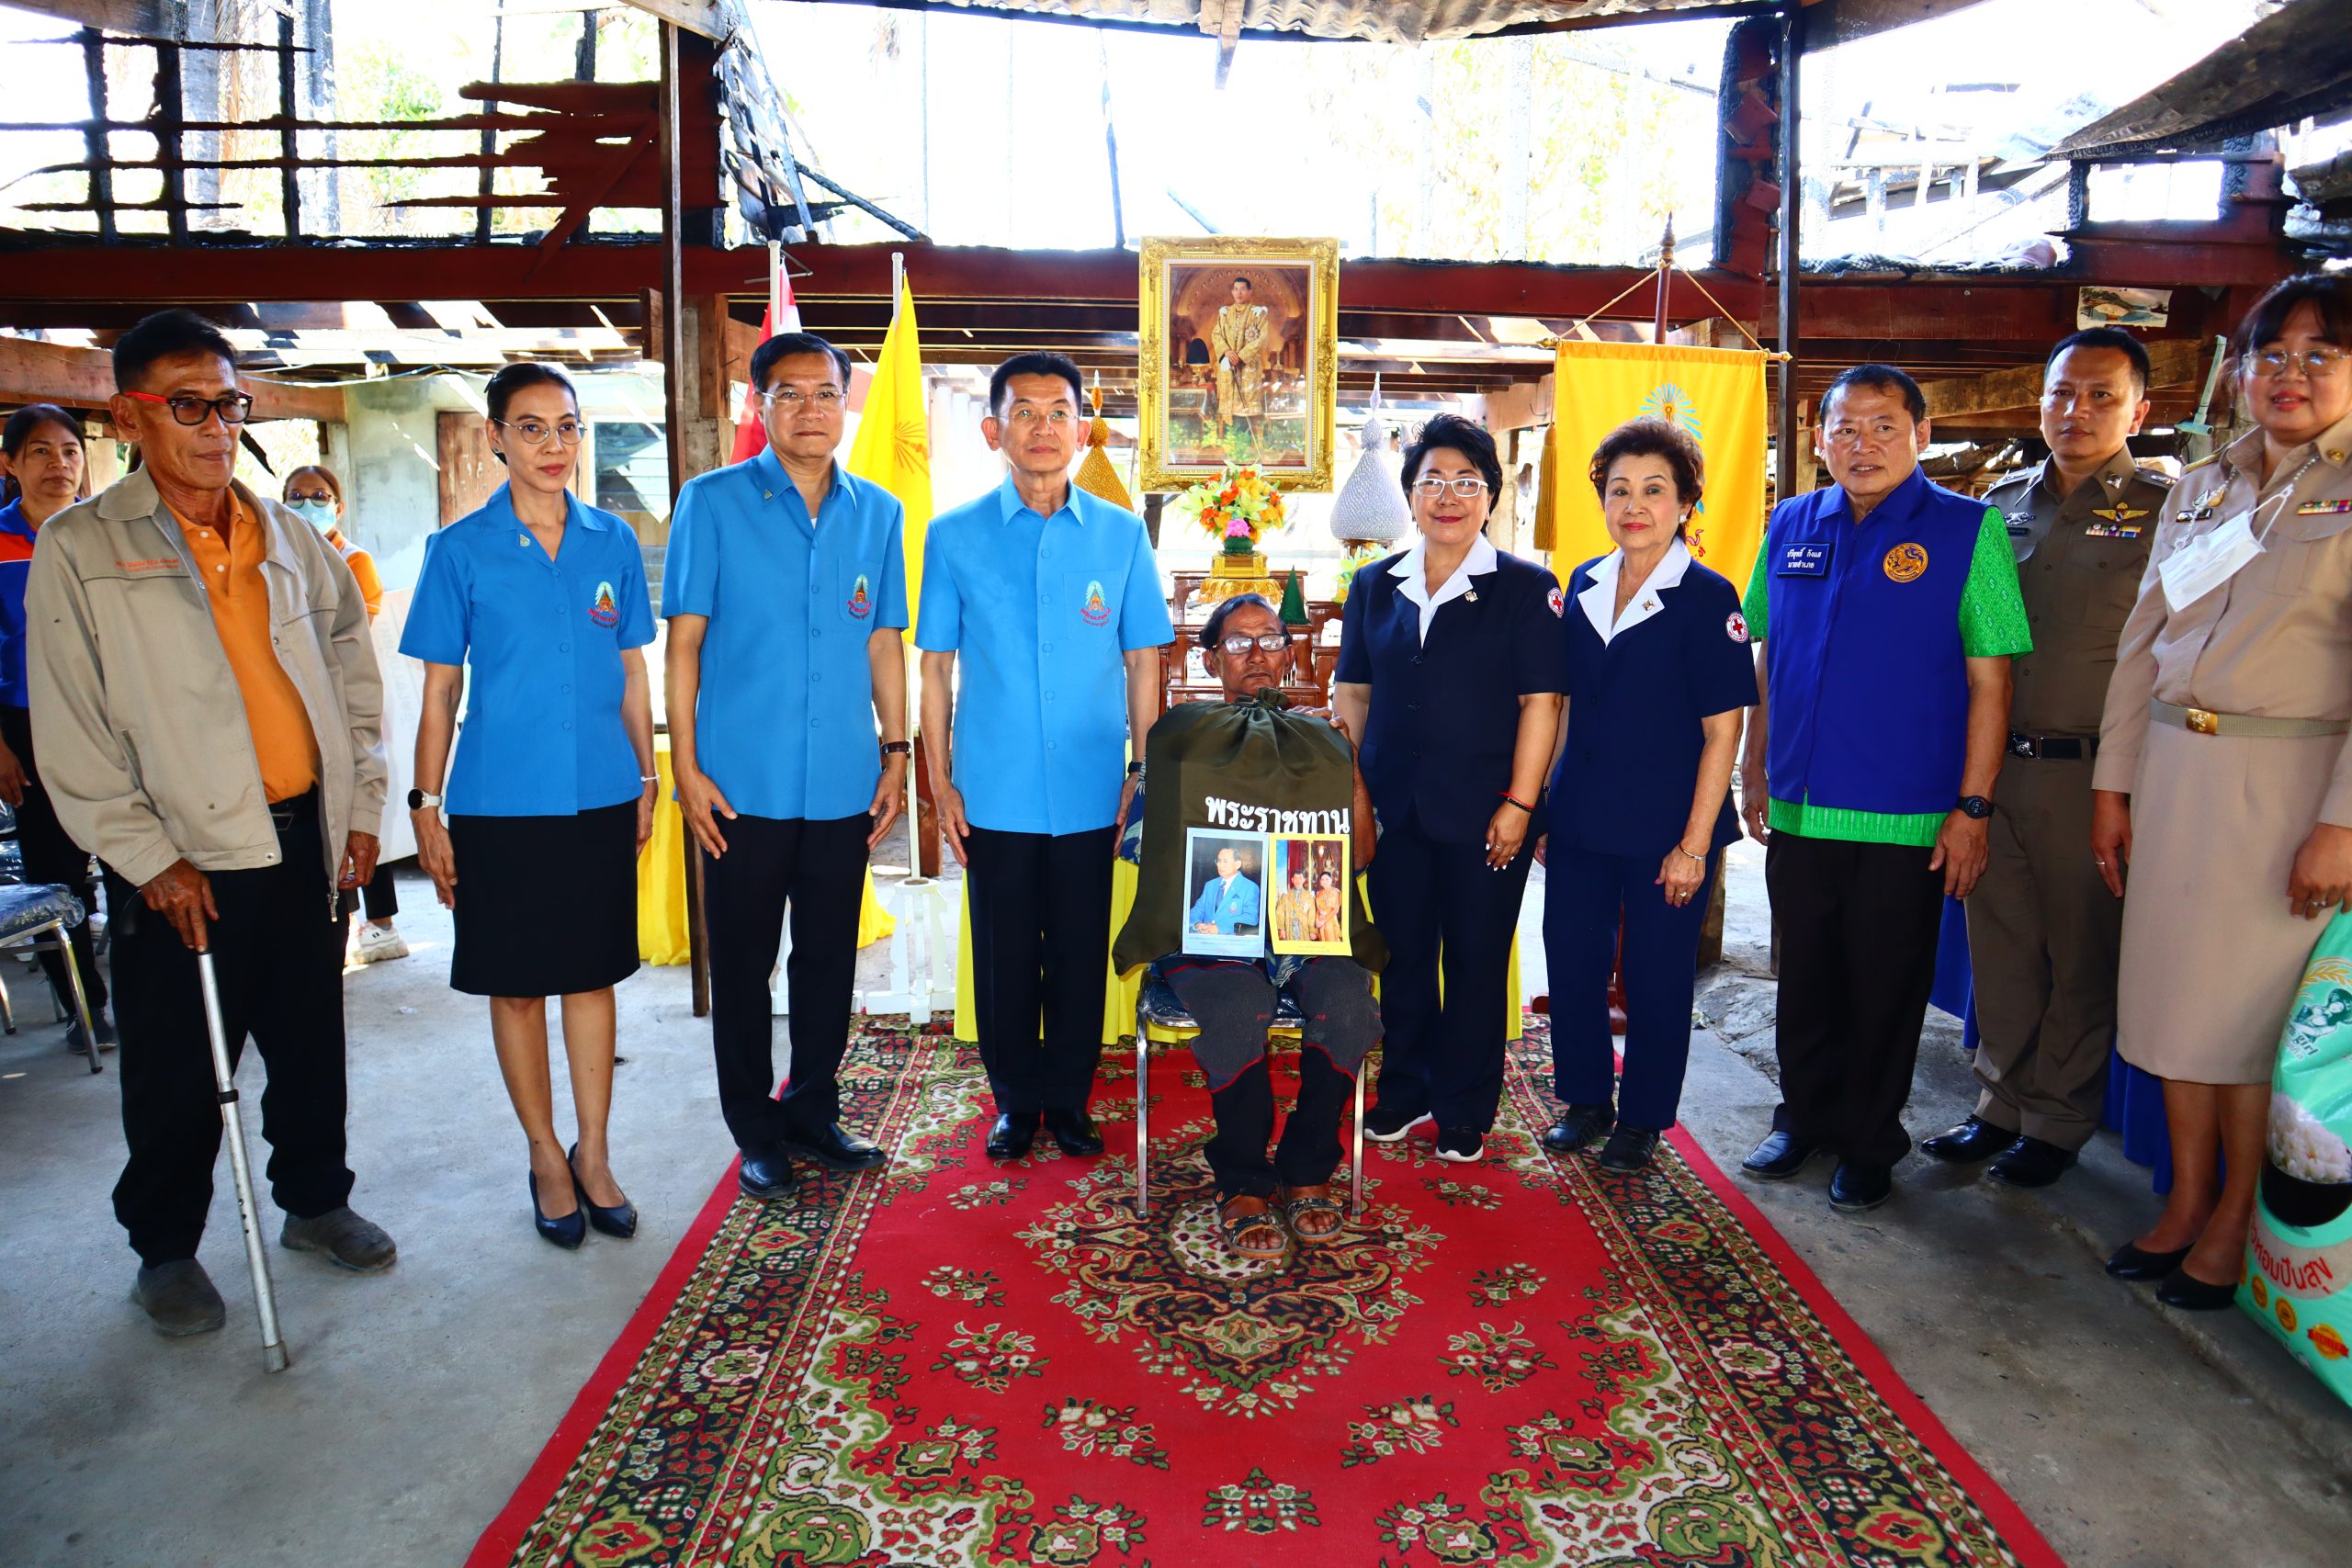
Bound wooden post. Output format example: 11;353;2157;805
158;41;188;245
80;28;114;243
277;12;301;238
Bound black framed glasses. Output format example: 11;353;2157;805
124;389;254;426
1217;631;1290;656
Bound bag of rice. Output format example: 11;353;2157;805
2240;915;2352;1404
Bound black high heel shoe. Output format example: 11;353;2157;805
569;1144;638;1240
530;1171;585;1250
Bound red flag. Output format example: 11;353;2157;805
729;260;806;462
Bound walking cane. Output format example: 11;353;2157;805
197;941;289;1372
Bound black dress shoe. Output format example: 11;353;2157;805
530;1172;585;1249
1740;1130;1821;1180
1541;1103;1614;1154
986;1112;1040;1161
1828;1159;1893;1212
2156;1265;2239;1311
1986;1134;2077;1190
2105;1240;2191;1280
1919;1115;2015;1164
568;1145;638;1239
1596;1126;1660;1173
738;1148;799;1201
781;1123;890;1172
1043;1108;1105;1157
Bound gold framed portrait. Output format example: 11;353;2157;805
1137;235;1339;493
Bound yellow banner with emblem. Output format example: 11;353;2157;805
1546;341;1770;596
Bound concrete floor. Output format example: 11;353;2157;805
2;845;2347;1566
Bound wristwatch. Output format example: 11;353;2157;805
407;788;442;812
1956;795;1993;820
1126;761;1147;778
881;739;912;757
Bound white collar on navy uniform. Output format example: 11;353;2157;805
1579;536;1692;646
1390;532;1498;645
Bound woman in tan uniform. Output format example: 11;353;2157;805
2092;273;2352;1309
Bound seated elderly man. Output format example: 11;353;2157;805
1149;594;1380;1259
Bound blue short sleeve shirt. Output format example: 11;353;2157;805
662;450;907;821
0;501;39;707
915;477;1173;835
399;484;655;817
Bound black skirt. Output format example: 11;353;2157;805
447;801;640;998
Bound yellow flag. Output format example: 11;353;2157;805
1547;341;1770;597
847;279;933;639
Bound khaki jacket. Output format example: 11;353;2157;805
26;468;387;892
2096;412;2352;823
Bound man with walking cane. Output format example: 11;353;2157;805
28;309;396;1341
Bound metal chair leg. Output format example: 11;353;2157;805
57;921;100;1077
1134;998;1151;1216
1350;1055;1367;1221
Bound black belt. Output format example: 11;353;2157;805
266;786;320;835
2007;732;2096;761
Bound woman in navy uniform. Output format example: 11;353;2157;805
1538;420;1755;1172
1334;413;1568;1163
401;363;657;1250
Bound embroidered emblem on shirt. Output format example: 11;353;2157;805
1546;585;1565;617
1882;542;1929;583
1726;610;1748;644
588;581;619;627
847;573;873;619
2092;505;2150;525
1080;579;1111;626
2297;499;2352;515
2005;512;2035;535
2187;486;2225;522
114;558;183;573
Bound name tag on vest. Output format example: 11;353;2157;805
1777;542;1830;577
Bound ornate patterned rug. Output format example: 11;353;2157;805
469;1019;2064;1568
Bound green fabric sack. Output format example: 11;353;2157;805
2240;912;2352;1404
1112;692;1385;976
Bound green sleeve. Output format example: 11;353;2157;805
1957;505;2031;658
1741;552;1770;642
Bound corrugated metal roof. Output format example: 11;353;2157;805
833;0;1754;47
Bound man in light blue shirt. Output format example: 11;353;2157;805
918;352;1172;1161
664;332;910;1200
1189;848;1261;935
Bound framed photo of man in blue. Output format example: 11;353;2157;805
1182;828;1265;959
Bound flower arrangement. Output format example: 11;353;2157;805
1177;465;1288;556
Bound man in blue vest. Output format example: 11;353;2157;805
1735;364;2030;1213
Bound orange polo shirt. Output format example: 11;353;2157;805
177;497;319;802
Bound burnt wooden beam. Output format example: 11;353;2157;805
0;333;345;421
1920;336;2207;418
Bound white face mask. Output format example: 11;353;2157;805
2157;513;2261;614
287;498;336;533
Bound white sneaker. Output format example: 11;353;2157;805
352;921;410;964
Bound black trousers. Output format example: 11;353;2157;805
1366;815;1533;1133
702;811;871;1153
1765;830;1946;1167
1;703;107;1012
1164;957;1373;1200
964;823;1114;1115
104;793;352;1266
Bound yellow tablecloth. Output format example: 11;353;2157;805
637;741;895;965
949;860;1518;1044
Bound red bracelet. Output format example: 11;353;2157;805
1498;792;1533;813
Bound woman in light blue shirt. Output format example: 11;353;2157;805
401;363;656;1250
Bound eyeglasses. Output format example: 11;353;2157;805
1412;476;1489;498
285;489;335;505
493;417;585;447
2251;348;2349;378
761;388;844;411
1004;407;1075;428
1216;631;1290;656
124;389;254;426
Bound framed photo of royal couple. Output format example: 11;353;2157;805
1137;235;1340;494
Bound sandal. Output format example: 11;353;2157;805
1278;1188;1347;1245
1218;1196;1288;1260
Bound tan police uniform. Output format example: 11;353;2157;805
1964;449;2167;1146
2098;412;2352;1084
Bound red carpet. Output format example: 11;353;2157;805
470;1018;2064;1568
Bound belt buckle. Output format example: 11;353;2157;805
2185;707;2220;736
2007;734;2037;759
